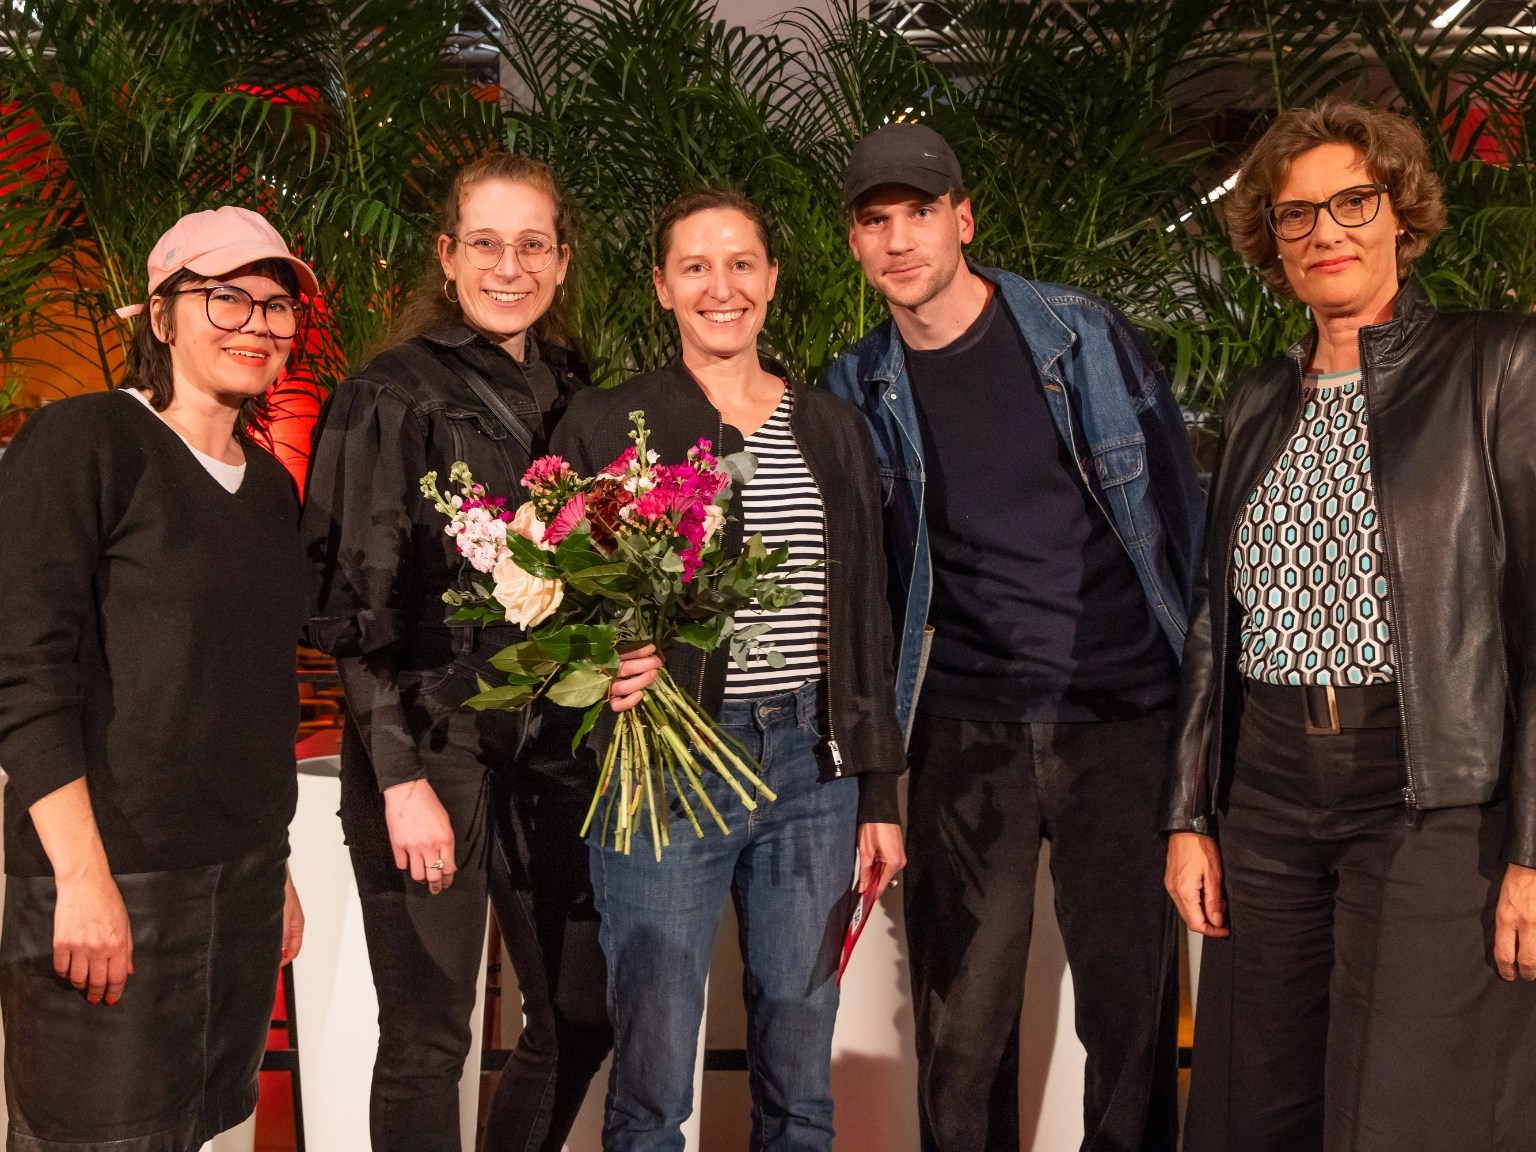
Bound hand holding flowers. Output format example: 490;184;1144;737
419;411;812;859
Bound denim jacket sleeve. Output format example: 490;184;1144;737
1108;309;1205;620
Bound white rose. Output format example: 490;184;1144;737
700;503;726;542
492;555;564;628
510;502;548;547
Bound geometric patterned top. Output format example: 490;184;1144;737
1232;369;1396;685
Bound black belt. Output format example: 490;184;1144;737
1244;679;1399;735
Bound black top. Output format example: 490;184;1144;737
0;391;306;876
551;360;907;824
905;288;1178;723
301;324;589;792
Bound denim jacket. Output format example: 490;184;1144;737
822;265;1206;733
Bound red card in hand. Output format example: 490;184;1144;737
837;862;884;985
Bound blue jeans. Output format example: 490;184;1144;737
590;680;859;1152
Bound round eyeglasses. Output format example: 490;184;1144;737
452;231;559;273
167;285;304;339
1266;183;1389;242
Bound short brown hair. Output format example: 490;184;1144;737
1224;100;1447;295
386;151;579;350
653;186;773;266
121;257;302;432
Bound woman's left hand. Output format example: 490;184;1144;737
1495;862;1536;981
281;866;304;966
857;822;906;898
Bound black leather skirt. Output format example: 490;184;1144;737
0;835;287;1152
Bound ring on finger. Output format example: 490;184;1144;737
429;858;444;871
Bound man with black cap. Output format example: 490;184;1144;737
824;122;1203;1152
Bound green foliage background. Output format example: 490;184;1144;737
4;0;1536;419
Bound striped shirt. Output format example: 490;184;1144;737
723;391;829;697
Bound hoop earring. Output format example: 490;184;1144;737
557;281;566;304
444;279;459;304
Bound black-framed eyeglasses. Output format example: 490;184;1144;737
1266;183;1389;242
166;285;305;338
452;231;559;273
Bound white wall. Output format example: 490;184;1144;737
709;0;850;34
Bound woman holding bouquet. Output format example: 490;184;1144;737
552;187;907;1152
0;206;311;1150
301;153;611;1152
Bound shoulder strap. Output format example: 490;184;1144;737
433;348;537;456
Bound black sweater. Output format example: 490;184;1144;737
0;391;306;876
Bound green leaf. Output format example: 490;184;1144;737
488;641;560;678
719;450;758;493
766;649;787;670
677;615;731;652
505;533;561;579
464;684;539;711
571;699;607;754
546;663;611;708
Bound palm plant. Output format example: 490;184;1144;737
5;0;1536;429
0;0;504;394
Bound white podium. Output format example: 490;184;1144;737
287;756;487;1152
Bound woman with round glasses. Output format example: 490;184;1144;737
302;152;611;1152
0;206;312;1150
1163;100;1536;1150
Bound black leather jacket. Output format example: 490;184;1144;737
551;359;907;824
1160;281;1536;868
301;323;590;790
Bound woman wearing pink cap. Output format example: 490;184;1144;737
0;206;316;1151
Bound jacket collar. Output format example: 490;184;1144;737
420;320;541;366
1285;279;1436;371
866;262;1076;385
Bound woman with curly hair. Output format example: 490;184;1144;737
1162;100;1536;1151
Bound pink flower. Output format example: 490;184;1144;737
599;447;639;479
544;492;588;547
523;456;576;491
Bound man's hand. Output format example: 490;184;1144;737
53;866;133;1004
1495;862;1536;981
857;822;906;899
282;866;304;965
1165;832;1229;938
383;778;456;894
609;644;664;713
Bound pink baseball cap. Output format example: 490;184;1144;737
115;206;320;318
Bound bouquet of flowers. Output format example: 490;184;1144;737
419;411;809;859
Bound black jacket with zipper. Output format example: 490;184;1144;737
301;323;590;791
1160;281;1536;868
551;357;906;824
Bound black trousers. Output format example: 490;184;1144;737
906;710;1180;1152
1185;681;1536;1152
340;681;612;1152
0;836;287;1152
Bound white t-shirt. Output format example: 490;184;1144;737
128;388;246;494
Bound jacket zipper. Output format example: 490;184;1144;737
1211;372;1299;817
1356;344;1418;825
786;397;843;774
699;411;724;707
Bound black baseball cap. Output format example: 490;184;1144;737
843;123;964;209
